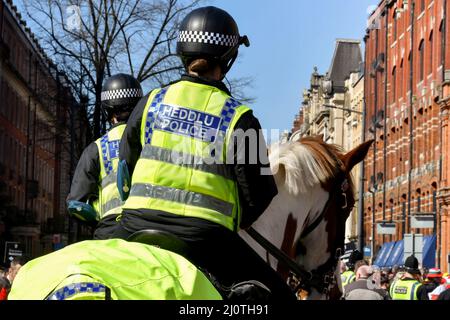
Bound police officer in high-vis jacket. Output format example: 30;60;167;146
67;74;143;240
113;6;296;300
390;255;424;300
341;250;363;288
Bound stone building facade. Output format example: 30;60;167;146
364;0;449;270
0;0;90;263
291;39;365;244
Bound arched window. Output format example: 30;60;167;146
408;51;412;91
399;59;404;98
392;66;397;103
428;31;433;76
393;11;397;40
439;21;443;67
419;40;425;82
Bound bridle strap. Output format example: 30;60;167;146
300;195;333;239
245;227;312;281
245;191;337;294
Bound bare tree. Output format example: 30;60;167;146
20;0;202;138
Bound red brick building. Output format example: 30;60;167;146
0;0;90;263
364;0;450;270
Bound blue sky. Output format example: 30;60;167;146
210;0;377;134
15;0;377;135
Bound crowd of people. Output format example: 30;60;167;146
340;251;450;300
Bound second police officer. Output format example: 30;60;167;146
67;74;143;240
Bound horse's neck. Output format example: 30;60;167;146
243;184;329;267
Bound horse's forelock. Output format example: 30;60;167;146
269;139;352;196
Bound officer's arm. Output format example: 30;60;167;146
119;93;149;177
229;111;278;230
66;142;100;223
417;284;427;300
118;93;149;200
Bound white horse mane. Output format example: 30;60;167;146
269;141;339;196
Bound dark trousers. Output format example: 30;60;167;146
93;214;120;240
112;218;296;301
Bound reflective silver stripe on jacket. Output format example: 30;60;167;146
101;172;117;189
130;183;233;217
140;145;234;180
102;198;122;214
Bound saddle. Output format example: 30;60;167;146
127;229;271;301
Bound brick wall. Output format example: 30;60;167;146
364;0;446;267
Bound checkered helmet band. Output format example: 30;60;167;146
178;30;239;47
101;88;143;102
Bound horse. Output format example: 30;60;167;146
240;135;374;300
8;135;373;300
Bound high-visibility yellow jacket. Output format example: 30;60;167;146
94;124;126;219
8;239;222;300
341;270;356;287
390;278;422;300
123;81;251;232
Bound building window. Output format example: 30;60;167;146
392;66;397;103
393;11;397;40
439;21;443;67
419;40;425;82
428;31;433;76
399;59;404;98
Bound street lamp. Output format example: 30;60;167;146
322;104;363;115
323;102;366;253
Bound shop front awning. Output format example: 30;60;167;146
373;234;436;268
373;241;395;267
386;240;403;267
422;234;437;268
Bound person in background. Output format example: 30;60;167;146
0;266;10;301
380;274;391;299
0;256;27;300
389;255;425;300
429;275;450;300
390;265;399;282
66;74;143;239
437;276;450;300
7;257;27;284
420;268;443;300
343;266;387;300
354;259;368;275
341;250;363;288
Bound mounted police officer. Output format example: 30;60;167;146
67;74;143;239
113;6;296;300
390;255;424;300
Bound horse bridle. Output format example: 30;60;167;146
246;170;352;298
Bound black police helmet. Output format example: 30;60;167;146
176;6;250;75
101;74;143;117
404;255;421;274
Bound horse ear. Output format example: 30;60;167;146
341;139;374;172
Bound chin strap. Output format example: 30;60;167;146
219;35;250;76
